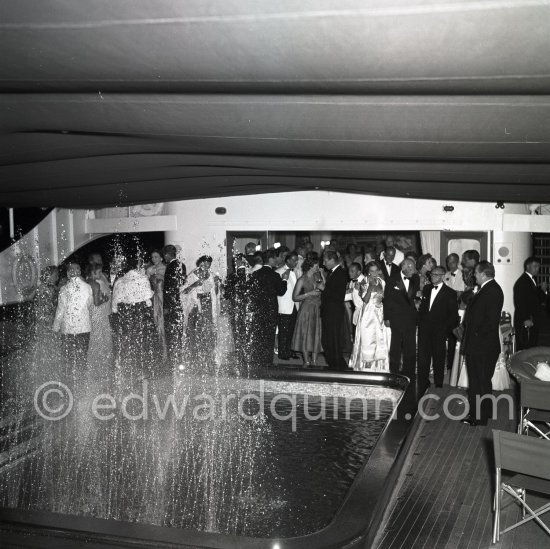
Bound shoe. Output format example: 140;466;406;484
461;416;478;427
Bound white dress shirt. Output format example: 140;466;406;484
526;272;537;286
345;273;365;324
53;277;93;334
401;271;410;292
444;269;465;292
276;266;297;314
429;284;442;310
111;269;154;313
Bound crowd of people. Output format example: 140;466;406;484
31;236;549;425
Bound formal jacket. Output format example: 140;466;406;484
321;265;349;315
463;279;504;355
383;273;420;330
53;277;93;335
381;261;400;283
163;259;187;316
513;272;545;329
276;266;297;315
248;266;287;316
418;283;459;336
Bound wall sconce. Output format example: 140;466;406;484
255;244;262;251
215;207;226;215
443;205;454;212
273;242;281;249
495;201;505;209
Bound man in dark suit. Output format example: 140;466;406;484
321;250;349;371
163;244;187;367
380;246;400;283
462;261;504;426
513;256;547;350
383;257;420;380
418;265;459;390
247;250;288;368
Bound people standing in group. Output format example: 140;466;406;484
320;250;349;371
163;244;187;368
247;250;289;368
146;249;167;359
417;265;459;390
380;246;400;283
53;262;93;372
276;251;299;361
461;261;504;426
112;255;157;378
513;256;548;350
292;253;324;367
181;255;220;367
349;261;389;371
86;262;113;375
383;258;420;380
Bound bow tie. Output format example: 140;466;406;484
352;278;358;282
451;273;456;277
386;263;392;267
403;276;411;281
433;285;439;290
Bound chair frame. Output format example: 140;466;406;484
517;380;550;440
492;430;550;544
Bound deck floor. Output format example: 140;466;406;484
374;381;550;549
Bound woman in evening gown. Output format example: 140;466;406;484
146;249;167;359
291;253;324;367
181;255;220;367
349;261;389;371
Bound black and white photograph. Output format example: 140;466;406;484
1;2;550;548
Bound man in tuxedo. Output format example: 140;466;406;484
321;250;349;371
462;261;504;426
417;266;459;390
248;250;289;367
276;251;299;360
163;244;187;367
513;256;548;350
383;258;420;380
381;246;400;283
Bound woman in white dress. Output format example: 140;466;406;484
349;261;389;371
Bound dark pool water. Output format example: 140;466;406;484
1;380;397;538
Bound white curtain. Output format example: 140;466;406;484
420;231;441;264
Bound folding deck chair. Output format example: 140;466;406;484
518;379;550;440
492;429;550;543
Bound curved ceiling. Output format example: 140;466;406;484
1;0;550;207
